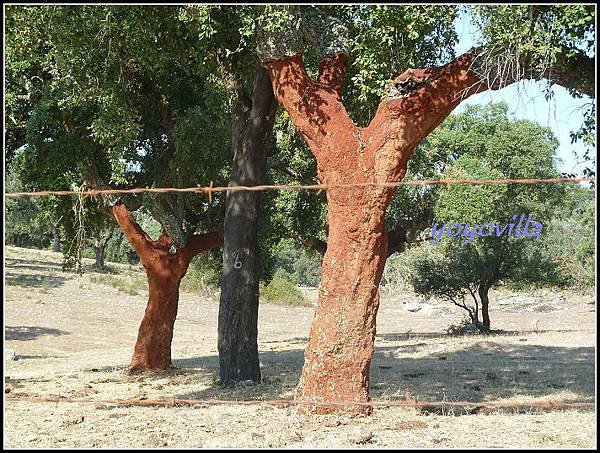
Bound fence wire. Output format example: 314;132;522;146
4;177;595;199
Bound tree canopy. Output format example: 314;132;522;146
6;5;233;268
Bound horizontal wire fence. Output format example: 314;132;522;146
4;176;595;198
5;395;595;412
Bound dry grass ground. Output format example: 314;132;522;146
4;246;596;448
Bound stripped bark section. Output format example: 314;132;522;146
110;200;222;371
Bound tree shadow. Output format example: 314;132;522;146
4;272;69;288
370;342;594;403
5;254;133;279
375;329;586;343
5;325;70;341
261;337;309;345
173;349;304;401
173;341;594;404
4;256;64;272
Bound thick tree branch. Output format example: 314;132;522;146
370;46;595;161
263;54;357;167
468;286;480;317
263;56;323;144
368;52;486;153
318;53;348;98
266;155;302;180
546;52;594;98
296;227;408;258
177;231;223;266
386;227;408;257
447;294;477;322
101;226;115;249
109;200;155;265
294;236;328;256
143;193;187;250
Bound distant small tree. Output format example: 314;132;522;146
407;103;563;331
410;244;488;328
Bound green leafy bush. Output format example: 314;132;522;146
180;250;222;296
259;271;311;306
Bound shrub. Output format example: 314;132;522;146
259;271;311;307
446;318;487;336
180;250;222;295
88;273;146;296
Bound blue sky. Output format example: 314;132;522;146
453;9;595;176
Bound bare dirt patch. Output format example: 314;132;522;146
4;246;596;448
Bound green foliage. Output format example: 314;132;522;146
5;5;232;268
568;104;596;179
338;5;458;124
263;112;326;281
259;270;311;307
270;240;322;287
472;5;595;93
435;156;507;224
402;104;566;321
5;167;51;248
471;5;595;177
427;103;562;222
539;186;595;289
181;250;224;292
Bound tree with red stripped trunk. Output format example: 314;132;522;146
257;7;595;413
6;6;233;372
109;200;222;371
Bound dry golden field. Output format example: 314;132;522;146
4;246;596;448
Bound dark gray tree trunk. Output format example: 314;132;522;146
93;228;114;272
94;245;106;271
52;227;61;252
478;284;491;331
218;65;278;387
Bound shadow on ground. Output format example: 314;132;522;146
4;257;130;290
375;329;588;342
6;325;70;341
5;272;69;289
172;341;594;404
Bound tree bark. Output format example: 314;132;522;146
262;50;495;413
131;266;182;370
52;225;61;253
218;65;278;386
94;244;106;271
478;284;491;331
93;228;113;272
109;200;222;371
296;196;389;414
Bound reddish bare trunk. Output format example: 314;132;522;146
130;266;181;371
109;201;222;372
479;285;491;331
297;198;388;414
